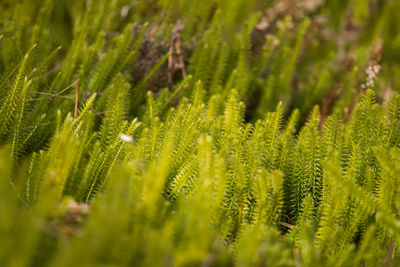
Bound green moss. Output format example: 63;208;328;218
1;0;400;266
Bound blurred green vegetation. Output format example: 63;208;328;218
1;0;400;266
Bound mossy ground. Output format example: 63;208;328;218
1;0;400;266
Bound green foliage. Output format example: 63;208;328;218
1;0;400;266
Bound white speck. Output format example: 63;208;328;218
50;171;55;181
121;5;130;18
120;133;133;143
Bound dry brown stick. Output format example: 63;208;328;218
32;91;71;97
29;79;80;101
287;215;295;225
27;96;74;101
384;241;395;267
280;221;294;229
175;41;186;78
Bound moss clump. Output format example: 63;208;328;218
1;0;400;266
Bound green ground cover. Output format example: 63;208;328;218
1;0;400;266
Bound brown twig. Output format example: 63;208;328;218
287;215;295;225
28;80;80;102
384;241;395;267
175;41;186;78
27;96;74;101
167;22;185;85
280;222;294;229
